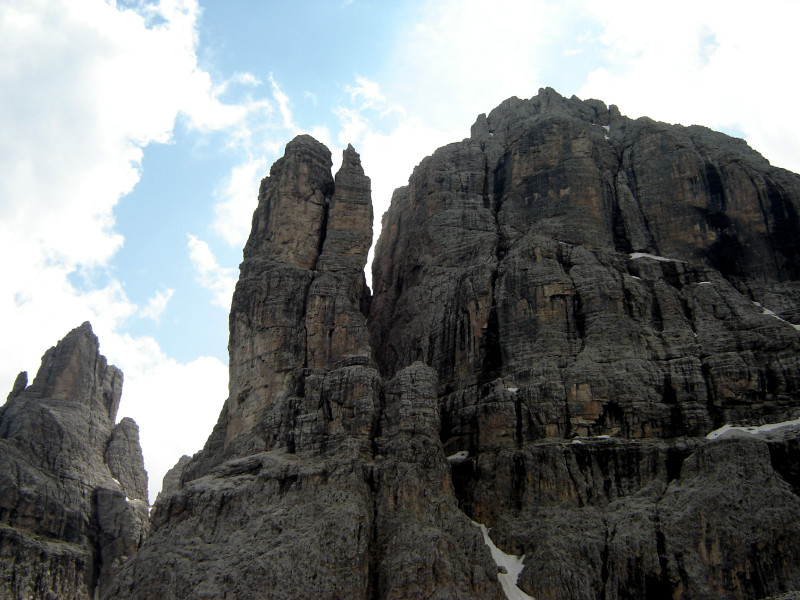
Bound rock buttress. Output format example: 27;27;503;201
0;322;148;600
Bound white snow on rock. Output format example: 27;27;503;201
473;521;535;600
753;302;800;331
706;418;800;440
507;387;519;393
447;450;469;462
602;125;610;132
629;252;682;263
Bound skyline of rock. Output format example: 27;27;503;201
3;88;800;599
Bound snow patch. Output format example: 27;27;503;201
629;252;681;263
569;439;584;445
447;450;469;462
507;387;519;393
698;281;712;285
602;125;610;132
473;521;535;600
112;477;122;487
604;134;610;141
753;302;800;330
706;418;800;440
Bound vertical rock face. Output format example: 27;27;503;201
109;137;500;600
369;88;800;599
112;89;800;600
0;322;148;600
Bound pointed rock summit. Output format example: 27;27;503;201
0;323;148;600
109;139;500;599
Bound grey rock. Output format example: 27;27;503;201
105;417;148;502
0;323;148;600
368;88;800;599
111;88;800;599
156;454;191;503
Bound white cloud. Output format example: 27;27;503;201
0;0;262;500
110;334;227;504
271;75;296;130
577;1;800;173
381;0;583;136
140;288;175;324
212;157;268;247
187;234;237;309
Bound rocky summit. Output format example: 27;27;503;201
5;87;800;600
0;322;148;599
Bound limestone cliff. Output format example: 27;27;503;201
108;137;500;600
111;90;800;600
0;322;148;600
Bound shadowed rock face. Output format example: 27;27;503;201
0;322;148;600
111;89;800;600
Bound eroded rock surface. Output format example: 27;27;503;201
111;89;800;600
0;322;148;600
369;88;800;599
109;137;500;600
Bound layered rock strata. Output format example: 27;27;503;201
109;137;501;599
0;322;148;600
114;89;800;600
369;88;800;599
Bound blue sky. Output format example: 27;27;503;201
2;0;799;502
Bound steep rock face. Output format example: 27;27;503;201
369;88;800;599
371;89;800;446
0;322;148;600
109;138;501;600
112;89;800;600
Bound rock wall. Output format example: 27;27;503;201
0;322;148;600
368;88;800;600
111;89;800;599
108;137;500;600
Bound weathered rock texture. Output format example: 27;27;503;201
109;137;501;600
112;89;800;599
369;88;800;599
0;322;148;600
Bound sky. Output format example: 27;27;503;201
2;0;799;503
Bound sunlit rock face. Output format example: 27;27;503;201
111;89;800;600
0;322;148;600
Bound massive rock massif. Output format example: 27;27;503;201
111;88;800;598
369;89;800;599
0;323;148;600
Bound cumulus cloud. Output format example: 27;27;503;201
111;336;227;504
0;0;266;497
